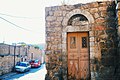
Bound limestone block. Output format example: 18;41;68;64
60;5;75;11
90;52;95;60
46;37;51;42
90;8;98;13
67;5;75;10
90;42;95;47
57;44;62;50
46;27;54;32
95;18;105;23
99;2;107;7
46;16;56;21
74;26;80;31
118;19;120;26
117;2;120;10
99;6;107;11
46;32;53;36
0;45;9;55
62;44;66;51
57;17;63;22
45;7;52;12
62;35;67;44
52;6;58;11
100;11;107;17
88;2;99;8
54;41;58;45
49;11;54;16
79;25;89;31
118;10;120;15
50;21;61;27
10;46;14;55
80;6;85;10
89;31;95;36
54;11;63;17
62;11;67;16
45;12;49;18
51;36;55;40
118;12;120;25
65;26;74;32
46;50;52;55
82;4;89;9
90;47;95;52
94;13;100;19
46;22;51;27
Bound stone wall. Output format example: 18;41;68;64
115;0;120;80
28;46;42;61
45;5;74;80
0;44;27;75
0;56;20;75
0;44;42;75
0;44;10;55
45;1;118;80
0;44;28;56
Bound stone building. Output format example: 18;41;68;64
0;43;42;75
28;46;42;61
45;0;120;80
0;43;27;75
115;0;120;79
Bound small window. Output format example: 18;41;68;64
70;37;76;49
68;14;88;26
82;37;87;48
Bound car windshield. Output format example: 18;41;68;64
35;60;38;63
16;62;27;67
30;60;38;63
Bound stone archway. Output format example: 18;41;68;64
62;9;94;27
62;9;95;56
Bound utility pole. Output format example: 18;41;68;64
31;53;33;60
13;44;16;71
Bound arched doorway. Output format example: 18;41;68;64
67;14;90;79
62;9;95;80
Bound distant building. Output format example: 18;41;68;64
28;46;42;61
0;43;42;75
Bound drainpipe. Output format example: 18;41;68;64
9;45;10;55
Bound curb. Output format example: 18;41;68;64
0;72;17;80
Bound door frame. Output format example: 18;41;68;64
67;32;90;79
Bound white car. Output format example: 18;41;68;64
15;62;31;72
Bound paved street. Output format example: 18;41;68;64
0;64;47;80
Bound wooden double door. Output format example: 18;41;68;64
67;32;90;80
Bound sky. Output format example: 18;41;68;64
0;0;108;45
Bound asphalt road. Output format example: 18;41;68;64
0;64;47;80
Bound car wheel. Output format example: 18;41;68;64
24;69;27;72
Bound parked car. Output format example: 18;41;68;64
29;60;41;68
15;62;31;72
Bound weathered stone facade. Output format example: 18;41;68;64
115;0;120;80
45;1;119;80
28;46;42;61
0;56;20;75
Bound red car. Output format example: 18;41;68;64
29;60;41;68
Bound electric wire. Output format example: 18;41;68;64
0;13;41;19
0;17;32;31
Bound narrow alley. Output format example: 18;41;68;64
0;64;47;80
